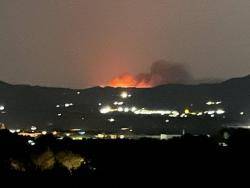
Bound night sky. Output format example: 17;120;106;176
1;0;250;88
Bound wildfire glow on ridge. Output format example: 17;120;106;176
107;73;151;88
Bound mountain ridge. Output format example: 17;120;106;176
0;74;249;91
0;75;249;134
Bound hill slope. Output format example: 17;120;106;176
0;75;249;134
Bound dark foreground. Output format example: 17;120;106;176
1;128;250;180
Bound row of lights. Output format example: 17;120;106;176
99;92;230;121
56;103;74;108
206;101;222;105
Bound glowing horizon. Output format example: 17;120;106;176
107;73;152;88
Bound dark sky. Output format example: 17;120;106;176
1;0;250;88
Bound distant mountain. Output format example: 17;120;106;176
0;75;249;134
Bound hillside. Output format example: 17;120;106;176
0;75;249;134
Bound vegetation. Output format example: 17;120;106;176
1;128;250;177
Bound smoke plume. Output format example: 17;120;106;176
108;60;192;88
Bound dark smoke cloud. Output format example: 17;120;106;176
108;60;193;87
136;60;193;86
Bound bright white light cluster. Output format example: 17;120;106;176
56;103;74;108
0;105;5;111
9;129;16;133
100;105;180;117
108;118;115;122
95;133;126;139
133;109;180;117
100;105;227;119
99;91;227;119
9;129;21;133
216;109;225;115
120;92;132;99
134;109;171;115
203;109;225;117
204;109;225;115
114;101;124;106
28;140;35;146
65;103;74;107
100;106;114;114
197;112;203;116
180;114;188;118
79;131;86;135
206;101;222;105
31;126;37;131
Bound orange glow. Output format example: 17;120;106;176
108;74;151;88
